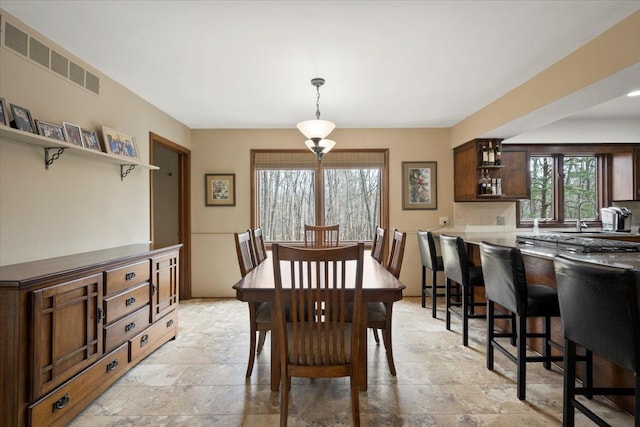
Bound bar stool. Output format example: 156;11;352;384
417;230;445;317
554;255;638;427
439;234;485;346
480;241;565;400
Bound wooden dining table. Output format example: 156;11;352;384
232;250;406;391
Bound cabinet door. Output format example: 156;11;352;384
151;251;179;322
501;147;530;199
31;274;103;399
453;142;477;201
635;149;640;200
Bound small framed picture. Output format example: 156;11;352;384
0;98;7;126
205;173;236;206
402;161;438;210
81;128;102;151
9;104;36;133
101;125;139;161
35;120;66;141
62;122;83;147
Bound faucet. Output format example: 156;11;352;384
576;200;595;231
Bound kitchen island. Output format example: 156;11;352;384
434;230;639;414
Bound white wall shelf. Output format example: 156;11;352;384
0;126;159;180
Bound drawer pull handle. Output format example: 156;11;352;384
140;334;149;347
107;359;119;372
125;297;136;306
166;319;174;328
53;394;70;411
125;272;136;281
125;322;136;332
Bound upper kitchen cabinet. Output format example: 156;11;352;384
454;138;530;202
611;148;640;201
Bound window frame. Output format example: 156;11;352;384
250;149;389;244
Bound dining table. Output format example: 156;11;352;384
232;249;406;391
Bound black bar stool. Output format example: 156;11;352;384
554;255;638;427
417;230;446;317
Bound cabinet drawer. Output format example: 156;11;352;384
104;282;151;325
130;311;178;363
29;344;129;427
105;260;150;296
104;306;150;354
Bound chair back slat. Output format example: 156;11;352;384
386;229;406;279
252;227;267;264
234;230;256;277
304;224;340;248
371;226;387;264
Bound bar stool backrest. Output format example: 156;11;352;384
417;230;438;271
439;234;469;286
479;242;529;315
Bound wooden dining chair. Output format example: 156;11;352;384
272;242;364;427
367;229;406;375
234;230;271;377
304;224;340;247
252;227;268;264
370;225;387;264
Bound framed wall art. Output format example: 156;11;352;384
63;122;83;147
35;120;66;141
101;125;139;160
9;103;36;133
81;128;102;151
402;161;437;210
205;173;236;206
0;98;7;126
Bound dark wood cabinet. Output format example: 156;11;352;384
0;244;181;427
454;138;530;201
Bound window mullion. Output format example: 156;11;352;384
555;154;564;223
316;163;324;226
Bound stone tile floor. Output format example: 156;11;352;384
69;297;635;426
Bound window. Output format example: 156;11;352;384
252;150;388;242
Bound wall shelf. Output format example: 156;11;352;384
0;126;159;180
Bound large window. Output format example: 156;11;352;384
252;150;388;242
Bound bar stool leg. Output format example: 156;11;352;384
421;266;427;308
431;269;438;318
462;284;469;346
543;316;552;370
445;278;452;331
516;315;527;400
487;300;495;370
563;338;577;427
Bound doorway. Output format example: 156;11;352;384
150;132;192;299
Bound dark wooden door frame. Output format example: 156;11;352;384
149;132;192;299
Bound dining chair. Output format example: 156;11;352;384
439;234;486;346
417;230;445;317
370;226;387;264
304;224;340;247
554;255;637;426
367;229;406;375
252;227;268;264
272;242;365;427
480;241;566;400
234;230;271;377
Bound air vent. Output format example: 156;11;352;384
85;71;100;95
4;22;27;56
50;50;68;78
29;37;49;68
70;61;85;86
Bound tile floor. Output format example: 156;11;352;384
69;297;635;426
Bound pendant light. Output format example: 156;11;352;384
297;77;336;162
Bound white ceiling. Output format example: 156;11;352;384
2;1;640;133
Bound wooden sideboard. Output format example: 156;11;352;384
0;244;181;427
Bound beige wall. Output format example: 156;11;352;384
0;13;191;265
190;128;453;297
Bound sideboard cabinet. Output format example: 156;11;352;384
0;244;182;427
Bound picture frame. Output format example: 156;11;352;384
62;122;83;147
402;161;437;210
35;120;66;141
205;173;236;206
0;98;7;126
9;103;36;133
81;128;102;151
101;125;139;161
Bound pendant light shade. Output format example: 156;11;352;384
304;138;336;156
296;119;335;140
298;77;335;162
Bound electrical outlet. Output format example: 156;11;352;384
496;215;505;225
439;217;450;226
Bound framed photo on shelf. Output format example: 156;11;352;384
35;120;66;141
101;125;139;160
205;173;235;206
62;122;83;147
0;98;7;126
402;161;437;210
9;104;36;133
81;128;102;151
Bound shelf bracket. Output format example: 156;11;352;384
44;147;66;170
120;164;136;180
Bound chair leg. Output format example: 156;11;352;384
280;374;289;427
563;338;577;427
421;266;427;308
487;300;495;370
516;315;527;400
634;373;639;425
372;328;380;344
431;269;438;318
462;285;469;346
246;303;258;377
257;330;267;354
510;313;517;346
445;278;452;331
350;374;361;427
382;303;396;375
585;349;593;400
543;316;552;370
